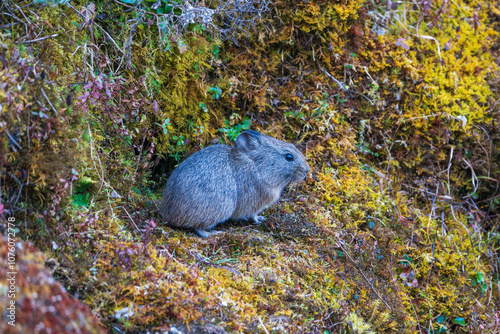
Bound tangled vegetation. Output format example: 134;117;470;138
0;0;499;333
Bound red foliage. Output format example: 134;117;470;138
0;235;105;334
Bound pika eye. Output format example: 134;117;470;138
285;154;294;161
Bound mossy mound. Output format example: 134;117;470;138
0;0;499;333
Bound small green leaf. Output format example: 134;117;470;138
82;130;91;143
453;317;466;326
212;44;220;59
208;86;222;99
72;192;90;208
436;315;447;324
241;117;252;130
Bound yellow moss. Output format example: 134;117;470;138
5;0;499;332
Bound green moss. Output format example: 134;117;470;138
1;0;499;332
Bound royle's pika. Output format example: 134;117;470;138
161;130;309;237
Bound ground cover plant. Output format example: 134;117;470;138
0;0;499;333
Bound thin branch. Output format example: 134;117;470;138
4;130;22;150
182;246;242;276
319;65;374;105
66;3;126;55
121;206;140;233
337;241;392;311
319;65;348;91
16;33;59;44
41;88;58;115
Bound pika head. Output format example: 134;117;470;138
235;130;309;188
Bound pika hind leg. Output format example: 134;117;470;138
194;229;223;238
194;219;227;238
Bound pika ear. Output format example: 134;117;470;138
236;131;261;152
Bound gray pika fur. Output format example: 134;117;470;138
161;130;310;237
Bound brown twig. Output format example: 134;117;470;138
66;3;126;57
182;246;242;276
121;206;140;233
338;242;392;311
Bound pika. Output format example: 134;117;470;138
161;130;309;237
